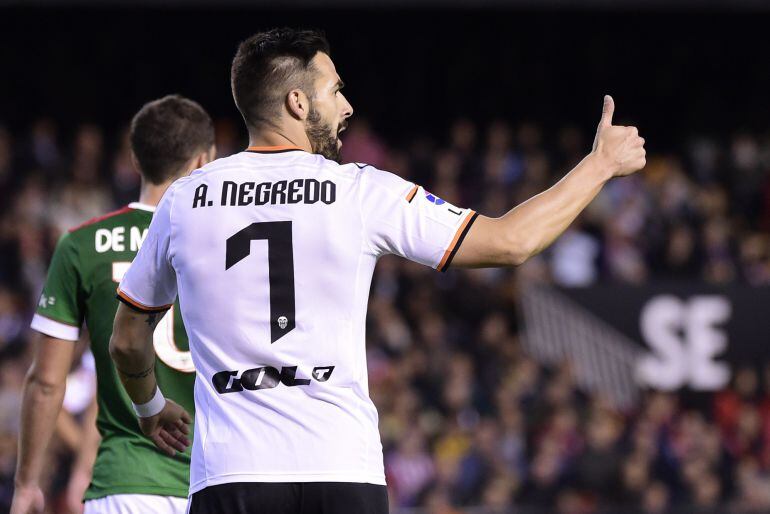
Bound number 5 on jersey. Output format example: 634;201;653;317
113;262;194;373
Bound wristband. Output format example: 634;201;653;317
132;386;166;418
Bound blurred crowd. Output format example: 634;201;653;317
1;115;770;513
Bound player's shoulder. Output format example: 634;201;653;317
155;155;243;202
174;151;410;192
310;155;402;184
56;205;147;258
178;153;245;184
286;152;370;185
66;205;145;237
344;161;413;195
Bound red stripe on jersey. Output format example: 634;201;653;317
68;206;133;233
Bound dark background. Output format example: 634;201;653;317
1;6;768;152
3;5;770;513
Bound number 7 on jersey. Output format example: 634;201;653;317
225;221;296;343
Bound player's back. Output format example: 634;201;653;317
120;145;476;493
167;147;383;491
33;204;195;500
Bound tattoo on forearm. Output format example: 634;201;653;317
144;313;161;329
118;365;155;380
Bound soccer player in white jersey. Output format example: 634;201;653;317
108;28;646;513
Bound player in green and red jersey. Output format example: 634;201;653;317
11;95;216;514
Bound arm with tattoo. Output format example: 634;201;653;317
144;312;161;329
109;304;164;405
109;302;191;455
117;365;155;380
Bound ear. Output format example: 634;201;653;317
129;150;142;175
286;89;310;121
191;145;216;172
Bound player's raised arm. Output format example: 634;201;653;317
450;95;646;268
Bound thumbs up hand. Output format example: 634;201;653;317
592;95;646;177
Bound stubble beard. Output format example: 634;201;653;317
306;105;342;163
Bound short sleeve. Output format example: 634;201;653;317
30;232;84;341
117;187;177;313
359;167;478;272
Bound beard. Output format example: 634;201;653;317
306;105;344;163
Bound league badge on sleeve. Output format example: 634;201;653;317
424;190;446;205
423;189;464;217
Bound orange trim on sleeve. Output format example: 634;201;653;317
405;185;419;203
116;288;172;314
437;210;477;272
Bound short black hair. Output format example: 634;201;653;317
231;28;330;129
129;95;214;185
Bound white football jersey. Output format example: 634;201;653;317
118;146;477;494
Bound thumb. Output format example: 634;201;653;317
598;95;615;129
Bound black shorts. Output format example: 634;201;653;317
188;482;389;514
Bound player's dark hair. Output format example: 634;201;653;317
129;95;214;185
231;28;330;130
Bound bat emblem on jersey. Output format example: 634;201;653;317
278;316;288;329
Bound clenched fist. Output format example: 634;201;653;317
138;399;192;456
592;95;646;177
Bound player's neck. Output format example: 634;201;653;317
137;181;173;208
248;128;312;153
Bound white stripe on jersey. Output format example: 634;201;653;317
31;312;80;341
119;148;476;493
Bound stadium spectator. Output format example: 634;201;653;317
2;115;770;513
